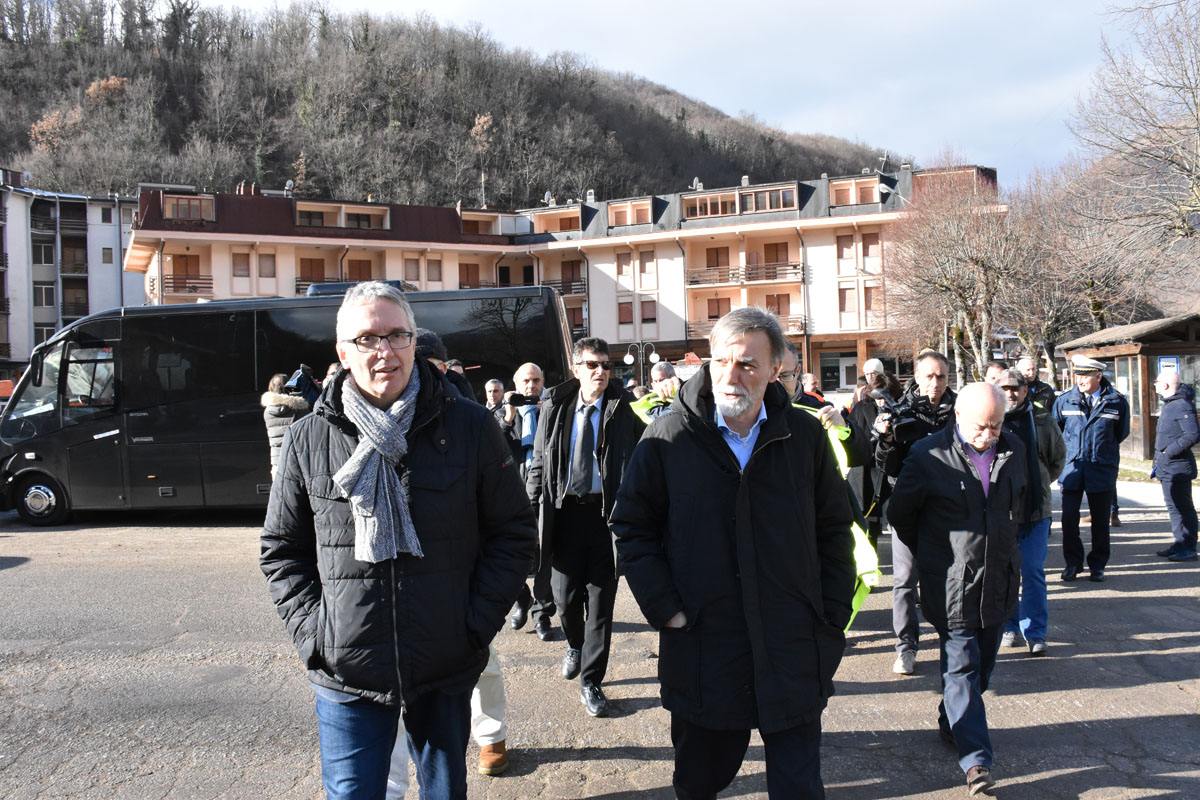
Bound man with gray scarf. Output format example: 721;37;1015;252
261;282;536;799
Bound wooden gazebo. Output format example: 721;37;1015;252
1060;312;1200;460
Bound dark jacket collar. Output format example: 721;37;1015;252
677;363;792;437
314;357;450;436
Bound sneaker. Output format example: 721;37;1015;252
1000;631;1021;648
893;651;916;675
1168;549;1199;562
967;765;994;795
1028;640;1047;656
477;741;508;776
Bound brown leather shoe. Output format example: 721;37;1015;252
478;741;508;776
1110;511;1122;527
967;765;994;795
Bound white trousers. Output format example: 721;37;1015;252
386;642;506;798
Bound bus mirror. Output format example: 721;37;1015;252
30;352;43;387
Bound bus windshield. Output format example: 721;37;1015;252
1;342;65;442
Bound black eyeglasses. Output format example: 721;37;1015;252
576;360;613;371
343;331;415;353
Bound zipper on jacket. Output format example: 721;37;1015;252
390;560;404;710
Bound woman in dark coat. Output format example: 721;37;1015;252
847;372;901;549
261;372;311;478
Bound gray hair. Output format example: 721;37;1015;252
708;307;787;365
485;379;504;390
650;361;675;381
336;281;414;340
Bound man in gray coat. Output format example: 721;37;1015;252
888;382;1026;796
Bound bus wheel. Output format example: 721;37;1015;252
15;475;70;526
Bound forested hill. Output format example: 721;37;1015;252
0;1;893;207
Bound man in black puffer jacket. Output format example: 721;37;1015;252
887;382;1025;796
260;282;535;800
1153;370;1199;561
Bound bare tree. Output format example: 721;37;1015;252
885;164;1036;384
1072;0;1200;246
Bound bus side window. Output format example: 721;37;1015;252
63;344;116;423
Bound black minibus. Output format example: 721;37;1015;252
0;286;570;524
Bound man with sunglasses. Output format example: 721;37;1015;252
526;337;645;718
261;281;535;799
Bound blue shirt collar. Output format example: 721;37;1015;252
715;401;768;441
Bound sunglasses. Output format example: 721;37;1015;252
576;360;613;371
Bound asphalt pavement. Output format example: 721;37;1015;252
0;480;1197;799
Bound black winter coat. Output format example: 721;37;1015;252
887;425;1025;630
525;377;645;568
1155;383;1199;480
610;367;856;733
260;361;537;707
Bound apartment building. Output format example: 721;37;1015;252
0;168;145;380
123;165;991;391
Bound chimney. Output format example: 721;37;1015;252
741;175;750;187
586;188;595;203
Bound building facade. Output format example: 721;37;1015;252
123;165;986;390
0;168;145;380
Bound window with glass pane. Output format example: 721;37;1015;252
298;210;324;226
617;253;632;275
258;253;276;278
618;301;633;324
33;284;55;306
102;247;113;264
347;213;371;229
101;207;112;223
63;344;116;422
232;252;250;277
641;300;657;323
427;259;442;281
404;258;420;282
639;251;655;273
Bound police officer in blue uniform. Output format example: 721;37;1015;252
1053;355;1131;582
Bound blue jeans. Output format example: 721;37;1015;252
935;624;1002;774
316;687;471;800
1006;518;1050;641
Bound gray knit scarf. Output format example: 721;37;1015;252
334;370;424;563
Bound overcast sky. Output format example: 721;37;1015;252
219;1;1129;189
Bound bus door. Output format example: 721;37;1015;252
61;341;125;509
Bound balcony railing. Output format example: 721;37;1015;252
686;267;740;286
687;262;806;285
163;274;214;294
62;302;90;318
776;314;807;333
58;217;88;232
569;325;588;340
459;280;498;290
745;262;805;282
294;278;328;295
30;214;56;231
0;205;6;224
0;298;10;314
541;279;587;296
687;319;719;338
0;343;10;358
0;253;7;270
60;262;88;275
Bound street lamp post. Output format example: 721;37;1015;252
623;341;660;387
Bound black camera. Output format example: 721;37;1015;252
870;389;923;445
505;393;540;407
284;364;321;405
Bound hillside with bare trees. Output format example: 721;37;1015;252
0;0;893;206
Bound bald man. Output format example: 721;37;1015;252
887;383;1027;796
1153;370;1199;561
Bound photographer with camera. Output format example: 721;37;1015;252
873;350;957;676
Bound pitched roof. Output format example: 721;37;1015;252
1060;312;1200;349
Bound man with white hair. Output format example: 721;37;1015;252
1152;370;1198;562
888;382;1027;796
260;281;536;798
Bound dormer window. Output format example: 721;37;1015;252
163;195;214;221
831;177;879;206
